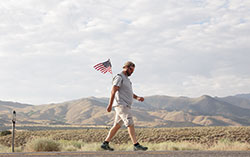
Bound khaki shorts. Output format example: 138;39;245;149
114;105;134;127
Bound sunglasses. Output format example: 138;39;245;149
128;67;134;71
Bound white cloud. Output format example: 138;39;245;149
181;74;250;97
0;0;249;104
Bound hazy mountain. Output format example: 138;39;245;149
0;101;32;125
216;96;250;109
1;94;250;127
234;93;250;100
0;100;32;111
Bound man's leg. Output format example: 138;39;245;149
105;123;121;142
101;123;121;151
127;124;137;144
128;124;148;151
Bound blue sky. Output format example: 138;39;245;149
0;0;250;104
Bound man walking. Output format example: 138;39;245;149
101;61;148;151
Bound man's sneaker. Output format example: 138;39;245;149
101;142;114;151
134;144;148;151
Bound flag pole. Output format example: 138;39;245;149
109;59;113;76
109;59;114;83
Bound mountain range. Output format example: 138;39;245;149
1;94;250;127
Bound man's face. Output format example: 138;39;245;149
126;66;135;76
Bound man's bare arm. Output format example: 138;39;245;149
133;94;144;102
107;86;119;112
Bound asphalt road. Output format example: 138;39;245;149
1;151;250;157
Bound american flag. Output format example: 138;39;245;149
93;59;112;74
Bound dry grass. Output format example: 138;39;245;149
209;139;250;151
0;126;250;152
64;140;250;151
59;140;84;152
0;144;10;153
24;137;61;152
1;140;250;152
145;142;205;151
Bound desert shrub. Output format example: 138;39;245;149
63;145;77;152
0;144;10;153
145;142;204;151
209;138;250;151
80;143;103;151
0;130;11;136
70;141;82;149
25;137;61;152
59;140;83;152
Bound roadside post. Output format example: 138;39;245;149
12;110;16;152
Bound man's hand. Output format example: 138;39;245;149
107;86;119;112
137;97;144;102
107;105;112;112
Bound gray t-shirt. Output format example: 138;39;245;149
112;72;133;107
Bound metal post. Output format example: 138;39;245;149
12;111;16;153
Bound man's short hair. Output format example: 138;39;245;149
123;61;135;68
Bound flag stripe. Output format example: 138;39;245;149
94;64;103;68
93;59;112;74
96;66;105;70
